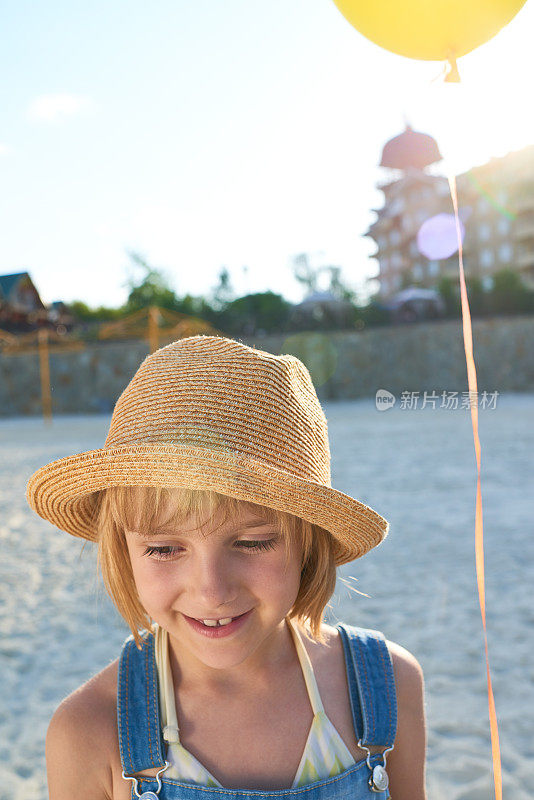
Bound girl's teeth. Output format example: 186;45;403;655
200;617;234;627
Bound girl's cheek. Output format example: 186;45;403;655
137;571;179;613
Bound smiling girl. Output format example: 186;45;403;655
26;335;427;800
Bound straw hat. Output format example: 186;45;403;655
25;335;388;565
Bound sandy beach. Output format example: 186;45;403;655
1;395;532;800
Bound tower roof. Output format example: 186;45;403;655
380;124;442;170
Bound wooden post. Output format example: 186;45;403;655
38;328;53;424
148;305;159;354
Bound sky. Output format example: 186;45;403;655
1;0;533;308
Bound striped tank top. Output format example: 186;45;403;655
154;617;356;788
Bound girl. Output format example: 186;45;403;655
26;334;427;800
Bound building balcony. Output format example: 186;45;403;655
513;216;534;241
517;250;534;269
510;184;534;214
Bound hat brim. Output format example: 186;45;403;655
26;444;388;566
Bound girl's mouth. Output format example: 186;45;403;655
182;609;252;638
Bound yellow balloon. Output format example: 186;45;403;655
331;0;527;62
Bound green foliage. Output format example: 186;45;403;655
359;299;391;327
488;268;534;315
68;301;125;322
290;255;358;304
208;266;236;312
400;271;413;290
173;294;216;320
124;251;179;311
465;276;486;316
437;276;460;317
437;269;534;317
291;254;319;295
55;249;534;343
328;266;358;304
220;292;292;335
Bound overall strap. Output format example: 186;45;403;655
337;623;397;749
117;630;166;774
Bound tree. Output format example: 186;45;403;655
291;253;320;295
360;295;391;327
464;276;486;316
208;266;236;311
291;254;358;303
437;276;460;317
222;292;292;335
326;266;358;303
124;251;179;311
400;270;413;290
68;301;125;322
488;268;534;315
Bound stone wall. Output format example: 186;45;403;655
1;316;533;417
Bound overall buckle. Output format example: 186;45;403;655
358;740;394;795
121;761;170;799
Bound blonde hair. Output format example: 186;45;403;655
95;486;337;648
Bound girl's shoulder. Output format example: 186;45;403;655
317;623;426;796
320;621;423;680
314;622;424;732
311;621;423;680
46;657;122;800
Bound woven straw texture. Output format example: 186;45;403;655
25;335;388;565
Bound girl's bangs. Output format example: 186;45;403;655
104;485;290;535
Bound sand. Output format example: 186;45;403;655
1;395;532;799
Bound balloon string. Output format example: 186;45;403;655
446;171;502;800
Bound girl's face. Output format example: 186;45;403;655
125;494;303;674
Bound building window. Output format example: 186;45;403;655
480;249;494;269
390;197;405;215
497;216;511;236
496;189;508;206
498;242;512;263
478;197;491;215
382;277;389;293
416;209;427;225
390;229;401;245
428;260;439;276
482;276;494;291
478;222;491;241
413;263;423;279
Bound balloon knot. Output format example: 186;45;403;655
444;55;460;83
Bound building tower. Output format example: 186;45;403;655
365;124;451;299
365;124;534;298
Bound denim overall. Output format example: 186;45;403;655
118;623;397;800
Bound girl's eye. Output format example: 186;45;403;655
236;538;278;552
142;538;278;561
143;545;181;561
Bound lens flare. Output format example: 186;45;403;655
416;212;465;260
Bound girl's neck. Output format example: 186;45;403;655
166;616;299;695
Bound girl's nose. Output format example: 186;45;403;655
190;552;238;609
